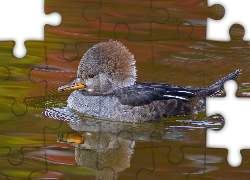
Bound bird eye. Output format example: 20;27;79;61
89;74;95;78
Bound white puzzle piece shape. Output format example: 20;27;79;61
206;80;250;167
207;0;250;41
0;0;61;58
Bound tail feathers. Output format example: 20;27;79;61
187;69;242;97
207;69;241;97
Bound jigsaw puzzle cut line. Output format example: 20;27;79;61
2;0;249;179
83;0;170;41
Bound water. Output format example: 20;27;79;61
1;0;250;179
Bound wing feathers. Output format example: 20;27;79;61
113;83;194;106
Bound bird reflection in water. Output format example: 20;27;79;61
45;107;172;179
44;106;223;180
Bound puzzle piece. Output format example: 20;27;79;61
206;79;250;167
0;0;60;58
187;148;250;179
45;0;103;61
0;41;47;116
151;22;207;87
83;0;169;41
0;109;48;179
207;0;250;41
108;38;172;83
156;0;224;41
136;129;206;179
29;42;86;93
73;130;134;180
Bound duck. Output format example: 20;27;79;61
58;40;241;123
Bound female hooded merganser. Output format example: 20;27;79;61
58;40;241;122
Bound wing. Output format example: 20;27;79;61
111;82;195;106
